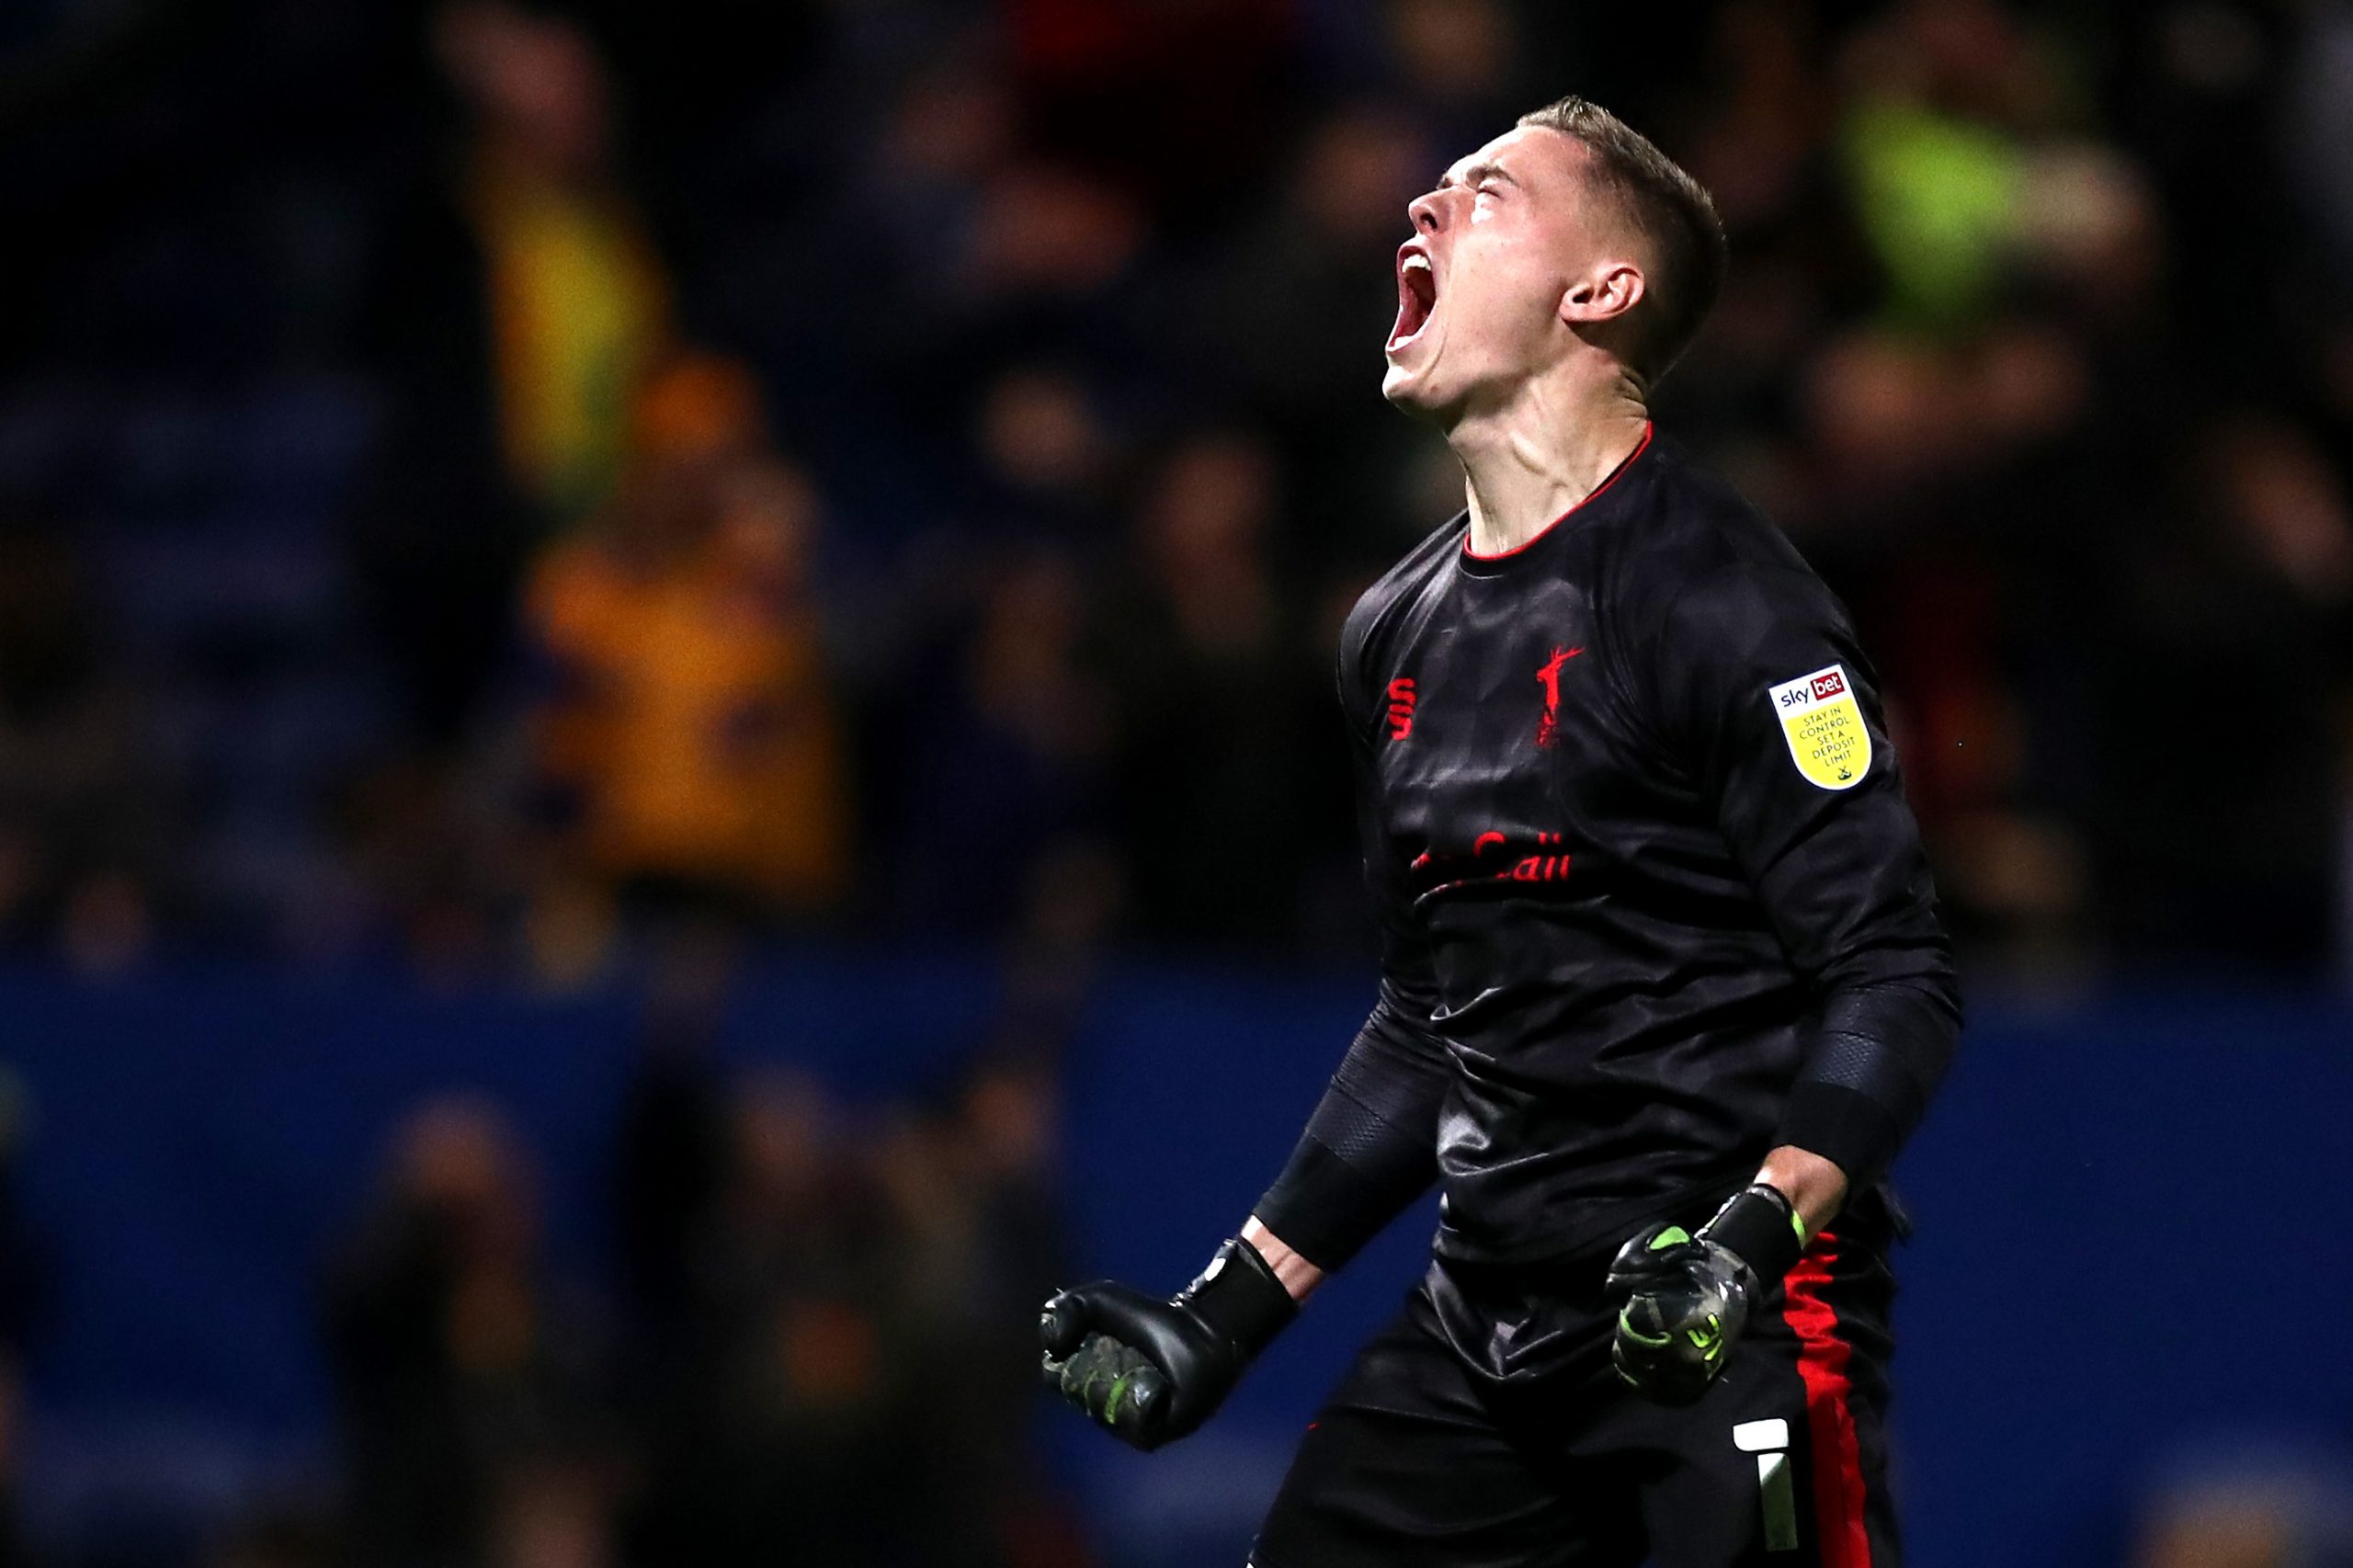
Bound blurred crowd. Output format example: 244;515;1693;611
309;1000;1076;1568
5;6;2353;1566
1;0;2347;987
0;944;1085;1568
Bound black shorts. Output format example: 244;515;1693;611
1251;1230;1899;1568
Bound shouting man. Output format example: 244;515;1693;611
1042;97;1960;1568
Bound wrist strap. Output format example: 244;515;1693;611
1177;1236;1298;1362
1699;1185;1807;1286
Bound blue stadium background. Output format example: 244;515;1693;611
8;961;2353;1565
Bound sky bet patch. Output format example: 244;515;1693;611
1768;664;1870;790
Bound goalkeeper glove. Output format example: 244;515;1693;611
1606;1184;1806;1405
1038;1235;1295;1451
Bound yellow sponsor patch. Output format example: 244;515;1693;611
1768;664;1871;790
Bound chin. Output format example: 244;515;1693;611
1382;350;1431;403
1381;359;1453;424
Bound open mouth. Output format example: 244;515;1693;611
1389;247;1438;353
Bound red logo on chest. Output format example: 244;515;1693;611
1534;645;1583;748
1385;677;1417;740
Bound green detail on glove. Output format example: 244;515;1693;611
1647;1226;1691;1252
1102;1372;1133;1426
1618;1305;1672;1347
1685;1313;1724;1362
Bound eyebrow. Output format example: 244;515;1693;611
1437;160;1518;191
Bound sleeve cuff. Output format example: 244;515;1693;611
1774;1081;1904;1188
1255;1137;1429;1273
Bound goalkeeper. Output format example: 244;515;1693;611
1041;97;1960;1568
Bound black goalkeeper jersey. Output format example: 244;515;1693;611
1256;426;1960;1377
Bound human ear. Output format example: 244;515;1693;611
1561;262;1645;325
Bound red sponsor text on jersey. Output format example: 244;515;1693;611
1414;830;1572;890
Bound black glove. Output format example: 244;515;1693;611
1039;1235;1296;1451
1606;1184;1805;1406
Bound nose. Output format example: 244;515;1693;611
1407;187;1446;236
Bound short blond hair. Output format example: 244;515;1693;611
1516;96;1727;384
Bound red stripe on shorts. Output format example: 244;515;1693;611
1779;1236;1871;1568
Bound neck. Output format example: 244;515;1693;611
1453;364;1650;557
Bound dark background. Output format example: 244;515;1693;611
1;1;2350;1565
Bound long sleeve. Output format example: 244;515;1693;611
1252;629;1452;1271
1648;556;1963;1186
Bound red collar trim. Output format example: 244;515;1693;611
1461;421;1654;562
